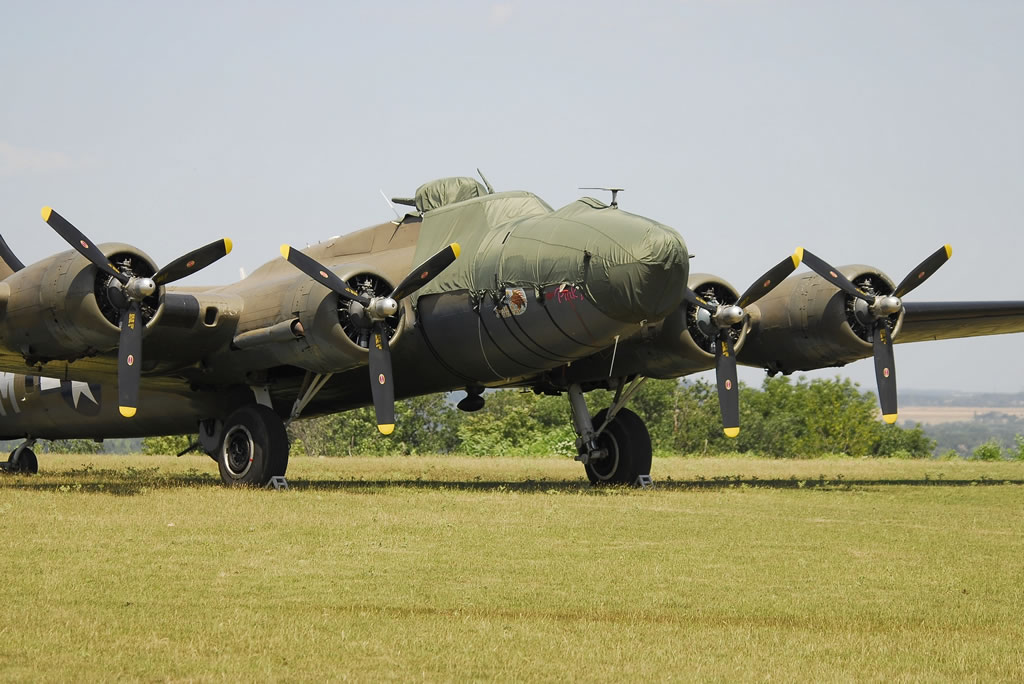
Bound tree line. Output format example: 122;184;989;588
37;376;1024;459
280;376;936;459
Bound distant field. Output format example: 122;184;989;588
900;405;1024;424
2;454;1023;680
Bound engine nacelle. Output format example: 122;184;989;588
615;273;746;379
739;264;903;373
0;244;166;362
246;265;408;374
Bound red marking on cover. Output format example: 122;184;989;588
725;380;733;391
126;354;135;366
186;260;196;268
883;368;890;378
378;374;386;385
81;240;89;249
319;270;328;279
420;271;429;279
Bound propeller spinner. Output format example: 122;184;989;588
41;207;232;418
280;242;460;434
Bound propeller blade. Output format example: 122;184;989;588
715;332;740;438
367;321;395;434
154;238;234;286
0;234;24;272
279;245;369;306
117;300;144;418
736;248;803;308
41;207;126;283
390;243;461;301
893;244;952;299
683;288;717;313
800;249;873;303
872;320;898;424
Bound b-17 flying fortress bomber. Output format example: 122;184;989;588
1;175;1022;485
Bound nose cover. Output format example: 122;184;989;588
408;193;689;324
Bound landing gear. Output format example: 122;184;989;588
217;404;289;487
2;439;38;475
567;382;652;485
583;408;652;485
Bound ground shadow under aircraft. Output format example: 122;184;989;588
4;472;1022;496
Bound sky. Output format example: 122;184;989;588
1;0;1023;393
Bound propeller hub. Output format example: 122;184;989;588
714;304;745;327
873;295;902;316
125;277;157;301
368;297;399;320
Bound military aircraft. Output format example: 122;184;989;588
1;175;1022;485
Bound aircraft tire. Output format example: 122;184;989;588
218;405;289;487
9;448;38;475
584;407;652;485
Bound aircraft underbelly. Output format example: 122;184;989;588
0;371;227;440
418;287;632;384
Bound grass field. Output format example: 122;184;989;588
2;454;1023;681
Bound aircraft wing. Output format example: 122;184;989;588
896;301;1024;343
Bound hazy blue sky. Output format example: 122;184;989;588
2;1;1023;393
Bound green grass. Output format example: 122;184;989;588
2;454;1024;681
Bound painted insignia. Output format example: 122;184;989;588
319;270;329;279
187;260;196;268
883;368;890;378
725;380;733;391
126;354;135;366
496;288;528;318
80;240;90;249
420;271;430;280
378;374;386;385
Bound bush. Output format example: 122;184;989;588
972;440;1003;461
45;439;103;454
142;434;196;456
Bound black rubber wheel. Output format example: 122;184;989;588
10;448;38;475
584;407;652;485
217;405;289;487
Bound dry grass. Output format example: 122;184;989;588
899;405;1024;424
1;454;1023;681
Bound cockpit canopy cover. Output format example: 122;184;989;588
414;177;489;213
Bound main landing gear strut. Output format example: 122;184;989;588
568;380;652;485
1;439;38;475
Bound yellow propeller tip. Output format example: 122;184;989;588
792;247;804;267
41;206;52;222
119;406;137;418
223;238;233;254
944;244;952;259
450;243;461;259
279;244;291;259
882;413;898;424
378;423;395;435
724;426;740;438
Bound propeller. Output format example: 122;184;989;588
686;249;804;438
280;242;461;434
799;245;952;423
40;207;233;418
